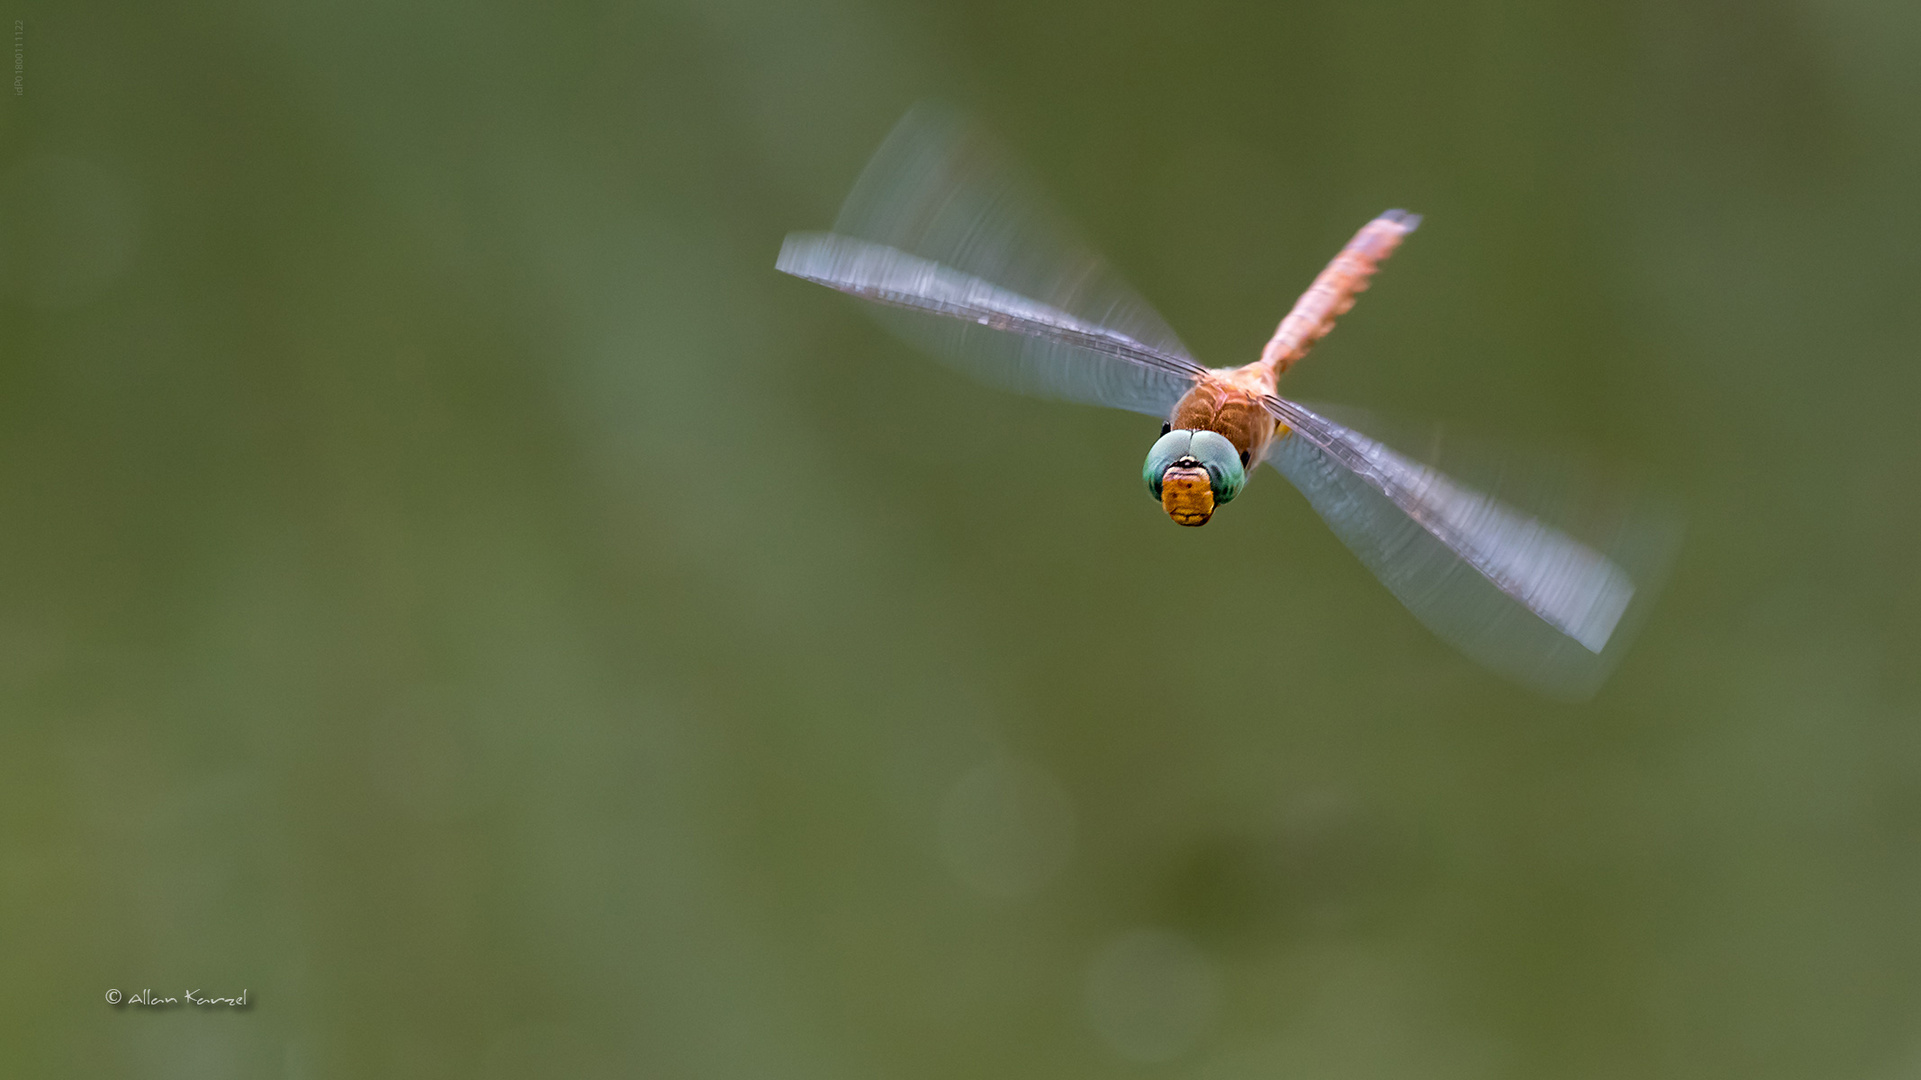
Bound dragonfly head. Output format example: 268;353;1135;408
1144;428;1247;527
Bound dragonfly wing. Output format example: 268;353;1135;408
777;103;1201;418
778;233;1204;415
1263;397;1678;699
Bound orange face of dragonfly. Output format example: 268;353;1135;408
1143;427;1246;527
776;104;1674;698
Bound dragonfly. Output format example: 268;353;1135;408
777;105;1675;699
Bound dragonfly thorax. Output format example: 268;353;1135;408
1169;376;1279;463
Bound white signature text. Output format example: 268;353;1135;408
106;988;249;1007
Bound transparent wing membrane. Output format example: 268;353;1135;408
777;233;1204;415
1264;399;1678;699
778;104;1200;417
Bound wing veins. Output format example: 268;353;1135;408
1263;395;1634;653
778;233;1208;383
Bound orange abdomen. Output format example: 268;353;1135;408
1258;210;1419;376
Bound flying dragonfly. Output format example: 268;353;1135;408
777;105;1675;699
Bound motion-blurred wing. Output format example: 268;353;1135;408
1263;397;1676;699
776;103;1202;418
778;234;1205;411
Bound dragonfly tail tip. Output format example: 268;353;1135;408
1380;209;1423;233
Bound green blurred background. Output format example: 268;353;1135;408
4;0;1921;1076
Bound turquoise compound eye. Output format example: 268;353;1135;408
1142;429;1246;504
1143;429;1194;498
